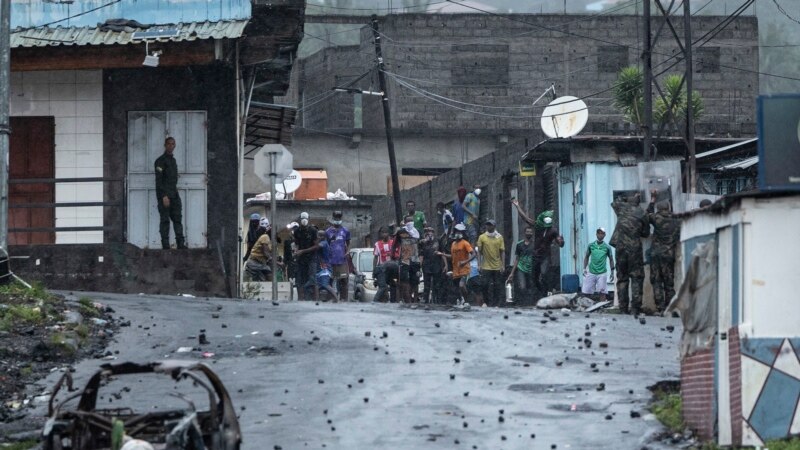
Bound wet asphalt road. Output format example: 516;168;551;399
30;293;681;450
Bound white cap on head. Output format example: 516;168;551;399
300;212;309;220
454;223;466;231
259;217;270;228
597;227;606;233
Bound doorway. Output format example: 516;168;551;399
127;111;207;248
9;116;55;245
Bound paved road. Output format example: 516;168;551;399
30;293;681;449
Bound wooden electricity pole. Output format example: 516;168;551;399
371;15;403;226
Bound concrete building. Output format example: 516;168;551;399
676;192;800;446
268;12;759;197
7;0;305;296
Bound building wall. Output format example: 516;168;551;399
728;326;743;446
246;134;500;196
681;347;716;442
103;66;239;279
10;70;104;244
297;14;759;136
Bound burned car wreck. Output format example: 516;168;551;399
42;361;241;450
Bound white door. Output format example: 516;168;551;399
127;111;207;248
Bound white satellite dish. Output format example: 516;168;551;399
540;96;589;139
276;170;302;195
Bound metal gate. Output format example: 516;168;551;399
127;111;207;248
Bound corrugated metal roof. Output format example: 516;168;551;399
714;156;759;171
696;137;758;159
11;20;248;48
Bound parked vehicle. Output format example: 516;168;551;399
42;361;241;450
347;248;424;302
348;248;375;302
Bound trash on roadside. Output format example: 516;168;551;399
176;347;193;353
201;352;215;358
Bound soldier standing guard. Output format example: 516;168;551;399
610;193;649;315
647;190;681;313
154;137;186;249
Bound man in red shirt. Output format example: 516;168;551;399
373;226;394;270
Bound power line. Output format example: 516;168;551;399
771;0;800;26
305;0;449;12
12;0;124;33
382;62;598;88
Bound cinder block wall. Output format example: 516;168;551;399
681;347;716;441
299;13;759;137
369;139;552;268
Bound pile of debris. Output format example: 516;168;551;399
0;286;116;437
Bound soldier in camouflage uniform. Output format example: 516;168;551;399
647;191;681;313
610;193;650;315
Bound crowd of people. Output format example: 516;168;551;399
240;184;682;313
364;188;567;308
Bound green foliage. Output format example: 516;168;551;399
765;437;800;450
651;392;684;434
0;305;45;331
19;365;33;378
613;67;705;131
654;74;705;129
0;281;53;302
0;440;40;450
78;297;99;318
49;332;76;356
613;66;645;127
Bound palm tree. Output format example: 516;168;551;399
612;66;645;128
613;67;704;132
654;74;704;131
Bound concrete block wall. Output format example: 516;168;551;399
368;138;546;262
681;347;716;442
299;13;758;137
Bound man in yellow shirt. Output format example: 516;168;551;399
476;219;506;307
245;217;272;281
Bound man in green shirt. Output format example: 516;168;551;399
406;200;426;237
582;227;615;297
154;137;186;249
507;225;535;305
476;219;505;307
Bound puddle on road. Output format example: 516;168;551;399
508;383;596;393
547;402;609;412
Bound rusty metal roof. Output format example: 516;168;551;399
11;20;248;48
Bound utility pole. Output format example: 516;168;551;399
0;0;10;251
683;0;696;193
371;15;403;226
268;150;278;302
642;0;653;160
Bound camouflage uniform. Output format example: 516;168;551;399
610;196;650;314
647;201;681;312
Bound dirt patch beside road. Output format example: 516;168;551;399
0;284;116;442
